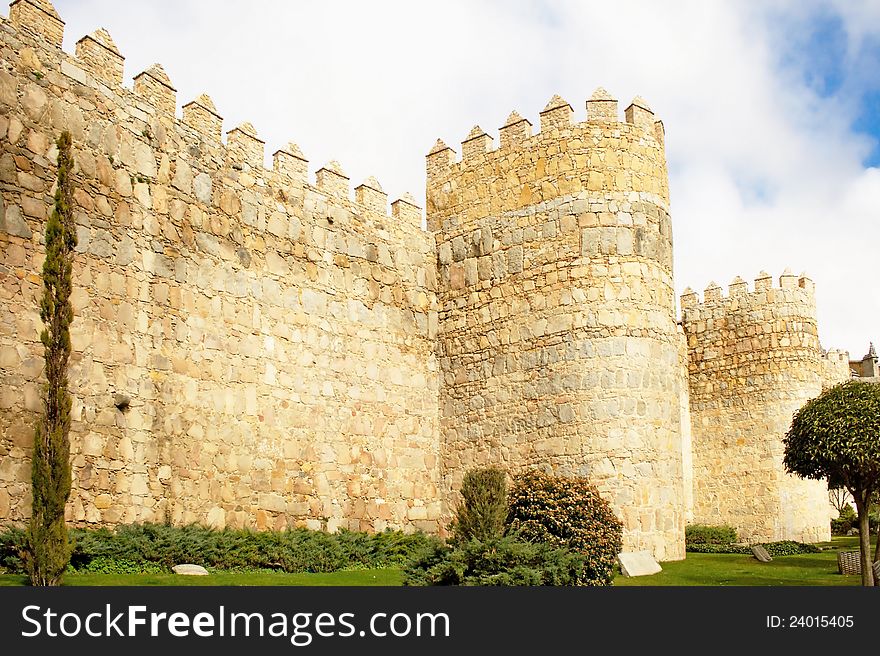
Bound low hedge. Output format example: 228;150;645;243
403;536;586;586
685;524;738;546
687;540;820;556
0;523;441;575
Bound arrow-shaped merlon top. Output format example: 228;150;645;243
586;87;618;122
133;63;176;116
272;141;308;181
9;0;64;48
461;125;492;161
355;176;388;214
499;110;532;149
183;93;223;141
74;28;123;86
539;94;573;132
226;122;266;170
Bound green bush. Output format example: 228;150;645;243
831;504;857;535
763;540;820;556
506;470;623;586
0;524;441;575
452;466;508;544
0;526;26;573
685;524;738;546
402;536;586;586
68;557;167;575
838;505;857;522
831;518;853;536
686;542;752;554
686;540;820;555
333;529;441;569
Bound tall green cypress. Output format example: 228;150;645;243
25;131;77;586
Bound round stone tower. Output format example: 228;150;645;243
681;271;841;543
426;90;686;560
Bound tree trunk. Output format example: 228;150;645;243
874;519;880;566
853;493;874;587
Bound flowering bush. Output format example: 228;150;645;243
507;470;623;586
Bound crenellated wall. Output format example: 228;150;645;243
1;0;861;559
821;349;851;388
427;89;686;560
680;271;849;543
0;1;441;532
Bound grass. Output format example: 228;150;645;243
614;536;864;586
0;537;867;587
0;568;404;587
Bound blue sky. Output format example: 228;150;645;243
33;1;880;357
773;5;880;166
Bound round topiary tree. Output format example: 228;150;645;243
507;470;623;586
783;380;880;586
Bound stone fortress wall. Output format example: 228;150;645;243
0;0;442;533
680;272;849;543
0;0;863;558
426;92;686;560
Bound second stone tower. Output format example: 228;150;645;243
427;90;687;560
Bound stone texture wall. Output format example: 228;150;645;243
426;91;687;560
821;349;851;388
0;6;441;532
681;272;848;543
1;1;853;558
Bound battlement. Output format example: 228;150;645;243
0;0;420;229
428;89;664;169
0;0;442;536
426;90;668;230
820;348;849;364
682;267;843;544
7;0;63;47
680;269;816;321
682;268;824;401
3;0;857;559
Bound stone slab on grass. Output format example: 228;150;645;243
172;564;209;576
751;545;773;563
618;551;662;577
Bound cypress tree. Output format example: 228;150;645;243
25;131;77;586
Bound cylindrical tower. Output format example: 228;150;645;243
426;90;685;560
681;271;842;543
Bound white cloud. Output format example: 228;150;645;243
44;0;880;356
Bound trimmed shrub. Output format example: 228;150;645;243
686;542;752;555
506;471;623;586
685;524;738;546
0;524;441;575
831;504;857;535
402;536;586;586
838;505;857;522
68;557;167;575
831;518;854;536
0;526;26;573
686;540;820;556
334;528;441;569
763;540;820;556
452;466;508;544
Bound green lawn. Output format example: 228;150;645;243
0;538;866;586
614;537;864;586
0;568;404;587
